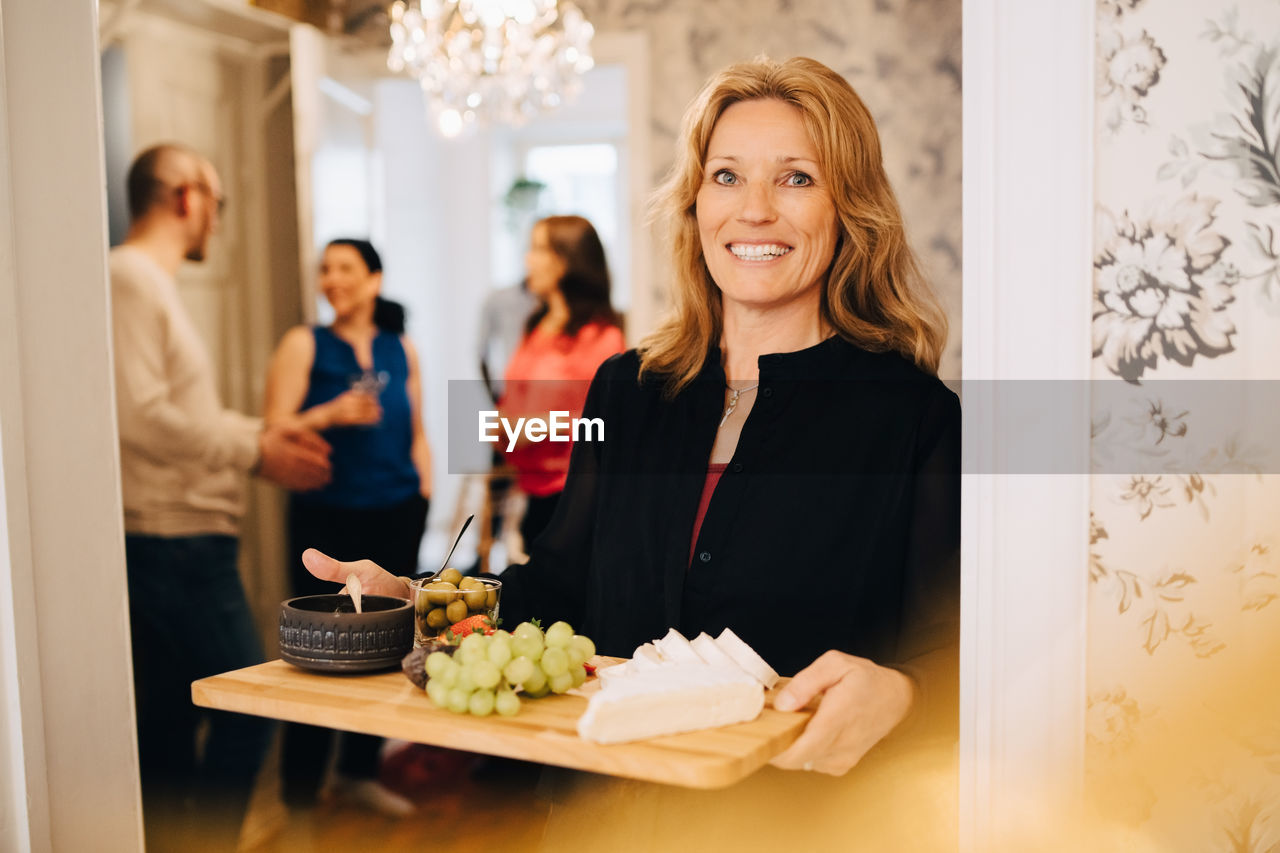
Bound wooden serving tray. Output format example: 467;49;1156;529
191;658;810;789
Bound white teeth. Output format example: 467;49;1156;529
728;243;792;260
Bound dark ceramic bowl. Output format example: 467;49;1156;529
279;594;414;673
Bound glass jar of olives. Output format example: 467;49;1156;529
408;569;502;646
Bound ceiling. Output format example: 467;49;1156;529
250;0;393;40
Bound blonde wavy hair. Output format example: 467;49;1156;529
638;56;948;395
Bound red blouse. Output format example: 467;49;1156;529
500;322;625;496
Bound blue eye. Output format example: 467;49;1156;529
712;169;738;185
785;172;814;187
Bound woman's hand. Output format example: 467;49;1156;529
323;390;382;428
769;650;915;775
301;548;409;599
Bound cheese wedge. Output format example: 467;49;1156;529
715;628;780;688
576;663;764;744
691;632;747;674
654;628;705;665
575;628;784;744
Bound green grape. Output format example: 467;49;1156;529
495;688;521;717
454;644;483;667
503;655;536;685
570;634;596;660
455;665;477;694
437;659;460;688
459;633;488;656
540;646;569;677
569;663;587;687
446;687;471;714
513;621;541;636
510;633;543;661
468;689;496;717
544;621;574;649
491;628;512;641
487;637;513;669
522;667;548;695
548;670;573;694
564;644;586;669
523;680;550;699
425;678;449;707
471;660;501;690
425;651;453;680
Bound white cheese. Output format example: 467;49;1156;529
691;632;749;675
715;628;780;689
653;628;705;665
630;642;665;669
576;664;764;744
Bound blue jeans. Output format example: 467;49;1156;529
126;534;273;849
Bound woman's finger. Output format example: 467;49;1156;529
773;650;857;711
300;548;348;583
301;548;407;598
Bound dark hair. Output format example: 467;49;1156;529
325;238;405;334
525;215;620;337
126;143;196;219
327;238;382;273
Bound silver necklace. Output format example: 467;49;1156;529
720;383;760;427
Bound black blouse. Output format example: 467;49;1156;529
498;334;959;726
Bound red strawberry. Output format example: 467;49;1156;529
442;614;495;642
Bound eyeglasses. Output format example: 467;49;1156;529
172;181;227;215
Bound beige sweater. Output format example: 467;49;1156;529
109;246;261;536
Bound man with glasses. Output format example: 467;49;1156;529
109;143;332;850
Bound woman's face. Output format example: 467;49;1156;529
696;98;839;316
319;244;379;319
525;222;567;300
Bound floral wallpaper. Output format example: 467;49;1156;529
1090;1;1280;849
577;0;963;377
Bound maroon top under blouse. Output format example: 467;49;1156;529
688;462;728;568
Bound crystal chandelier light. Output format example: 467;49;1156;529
387;0;595;137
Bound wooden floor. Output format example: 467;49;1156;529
240;742;553;853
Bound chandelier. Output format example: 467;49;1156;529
387;0;595;137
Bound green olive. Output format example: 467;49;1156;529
463;588;487;610
458;577;482;591
426;581;456;606
445;599;469;623
485;589;498;608
425;607;450;629
439;568;463;586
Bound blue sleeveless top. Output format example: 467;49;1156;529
296;326;420;508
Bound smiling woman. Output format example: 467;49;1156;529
263;238;431;817
304;60;959;846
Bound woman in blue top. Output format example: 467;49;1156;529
264;238;432;816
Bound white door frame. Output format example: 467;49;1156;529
960;1;1094;849
0;0;144;851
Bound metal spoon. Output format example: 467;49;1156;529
436;514;474;576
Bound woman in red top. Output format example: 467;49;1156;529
501;215;624;548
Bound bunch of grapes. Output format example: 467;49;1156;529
422;620;596;716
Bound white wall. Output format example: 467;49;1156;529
373;78;494;565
